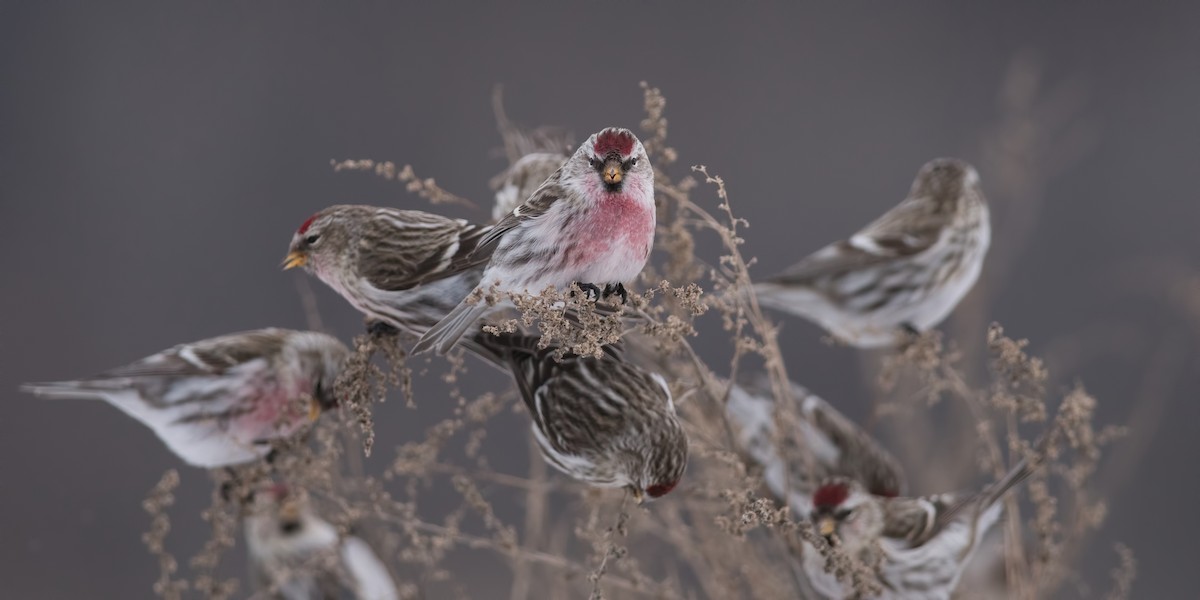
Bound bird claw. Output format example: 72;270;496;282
602;283;629;304
573;283;603;302
367;320;400;338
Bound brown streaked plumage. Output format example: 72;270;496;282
474;332;687;502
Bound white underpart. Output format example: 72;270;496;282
246;511;399;600
801;502;1003;600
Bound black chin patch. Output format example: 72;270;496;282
603;181;623;193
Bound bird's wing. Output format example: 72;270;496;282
474;171;564;256
767;197;950;286
97;329;293;379
357;209;493;291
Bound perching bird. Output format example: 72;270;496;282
725;375;907;516
474;332;687;502
283;205;492;338
245;483;399;600
22;328;349;468
755;158;990;348
414;127;656;355
800;456;1037;600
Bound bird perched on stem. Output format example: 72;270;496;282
414;127;656;355
474;332;687;502
283;205;493;339
22;329;349;468
755;158;990;348
801;453;1038;600
245;483;399;600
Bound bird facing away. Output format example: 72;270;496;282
474;332;687;503
725;375;907;516
245;483;399;600
414;127;656;355
801;455;1037;600
755;158;990;348
283;205;493;339
22;328;349;468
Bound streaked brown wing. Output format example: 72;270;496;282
100;328;292;379
475;172;563;256
358;209;493;291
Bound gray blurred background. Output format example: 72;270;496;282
3;2;1199;597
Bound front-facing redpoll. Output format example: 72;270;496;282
801;456;1036;600
414;127;656;355
22;328;349;468
283;205;493;338
474;333;687;502
245;483;399;600
755;158;990;348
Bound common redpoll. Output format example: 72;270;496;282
725;376;906;515
414;127;655;355
490;151;569;222
284;205;493;338
22;329;349;468
801;456;1036;600
245;484;399;600
474;333;687;502
755;158;990;348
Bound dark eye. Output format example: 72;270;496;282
834;508;853;519
629;157;639;166
621;159;633;171
589;157;602;170
305;234;320;245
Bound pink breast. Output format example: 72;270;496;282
571;194;654;267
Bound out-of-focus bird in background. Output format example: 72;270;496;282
755;158;990;348
245;483;399;600
22;328;349;468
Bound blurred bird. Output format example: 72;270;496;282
474;332;687;502
283;206;493;338
800;456;1037;600
755;158;990;348
490;151;569;223
415;127;656;355
725;376;906;515
245;483;399;600
22;329;349;468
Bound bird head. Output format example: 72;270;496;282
571;127;651;194
283;207;354;275
290;332;351;416
810;479;884;553
911;157;982;211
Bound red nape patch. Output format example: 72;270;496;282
297;214;319;235
646;481;677;498
813;482;850;508
593;128;636;157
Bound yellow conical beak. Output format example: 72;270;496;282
818;517;836;537
603;160;623;185
282;251;307;270
307;396;321;422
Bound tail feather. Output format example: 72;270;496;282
413;301;490;355
20;381;109;400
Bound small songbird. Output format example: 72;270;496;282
800;457;1036;600
22;329;349;468
725;375;906;515
474;332;687;502
755;158;990;348
245;483;399;600
283;205;493;338
414;128;656;355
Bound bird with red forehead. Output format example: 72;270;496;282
801;454;1039;599
414;127;655;355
